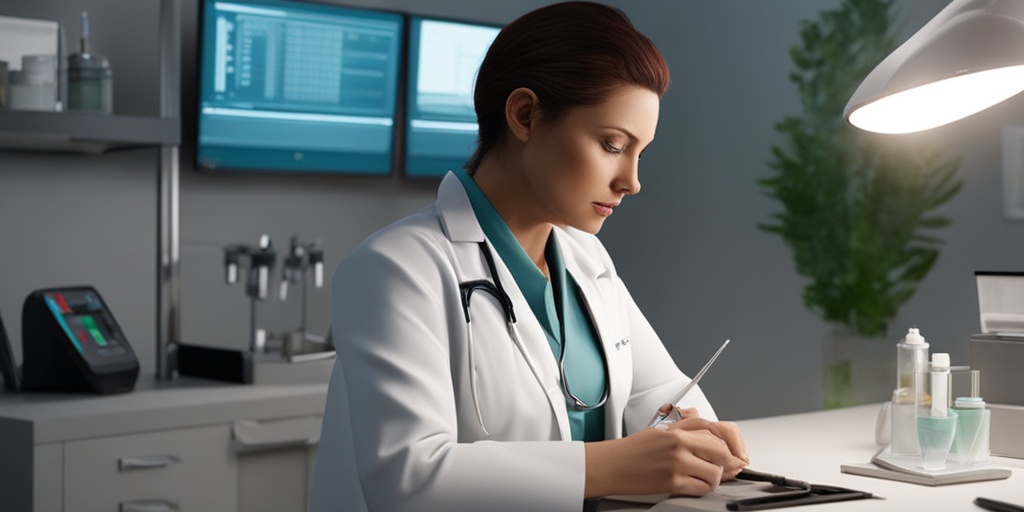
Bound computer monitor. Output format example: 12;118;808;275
196;0;403;175
404;16;501;179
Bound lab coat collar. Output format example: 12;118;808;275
439;170;610;282
552;228;609;283
437;171;485;243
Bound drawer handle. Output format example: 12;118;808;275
232;416;322;452
119;499;180;512
118;455;182;471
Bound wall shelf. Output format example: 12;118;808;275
0;110;180;153
0;0;181;379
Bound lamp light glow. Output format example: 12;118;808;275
849;66;1024;134
845;0;1024;134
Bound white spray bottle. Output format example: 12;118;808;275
891;327;929;455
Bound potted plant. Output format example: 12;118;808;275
758;0;963;408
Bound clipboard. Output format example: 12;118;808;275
598;469;878;511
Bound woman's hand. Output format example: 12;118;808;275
672;410;748;480
652;406;749;480
583;414;748;498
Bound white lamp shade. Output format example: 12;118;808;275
845;0;1024;134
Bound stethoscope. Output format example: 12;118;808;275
459;241;609;416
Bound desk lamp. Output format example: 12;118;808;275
845;0;1024;134
845;0;1024;463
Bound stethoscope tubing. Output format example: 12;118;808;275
459;241;608;414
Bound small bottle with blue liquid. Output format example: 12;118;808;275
952;391;990;466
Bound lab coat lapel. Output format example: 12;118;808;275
435;172;572;440
554;229;630;439
491;258;573;439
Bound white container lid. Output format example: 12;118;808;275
955;396;986;408
19;54;56;84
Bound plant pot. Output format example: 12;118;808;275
823;329;896;409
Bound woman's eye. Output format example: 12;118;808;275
602;141;625;154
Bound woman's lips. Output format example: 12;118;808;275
593;202;617;217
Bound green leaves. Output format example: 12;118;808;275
760;0;962;338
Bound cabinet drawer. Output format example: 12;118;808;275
64;424;237;512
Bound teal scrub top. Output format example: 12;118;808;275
455;170;607;441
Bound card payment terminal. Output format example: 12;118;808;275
20;286;139;394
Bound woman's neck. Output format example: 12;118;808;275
471;160;553;278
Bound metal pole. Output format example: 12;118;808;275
156;0;181;379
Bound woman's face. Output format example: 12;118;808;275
521;85;659;235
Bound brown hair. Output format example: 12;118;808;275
465;1;670;173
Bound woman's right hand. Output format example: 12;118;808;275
583;420;747;498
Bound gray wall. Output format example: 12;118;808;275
3;0;1021;420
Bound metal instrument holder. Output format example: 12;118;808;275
224;235;276;352
278;235;326;354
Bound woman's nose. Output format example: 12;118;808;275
616;161;641;195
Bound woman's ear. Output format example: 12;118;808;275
505;87;539;143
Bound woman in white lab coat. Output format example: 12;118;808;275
309;3;748;511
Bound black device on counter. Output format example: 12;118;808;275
20;286;139;394
0;311;19;391
176;342;254;384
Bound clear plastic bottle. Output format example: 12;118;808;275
952;396;990;466
891;327;929;455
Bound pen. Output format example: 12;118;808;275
975;497;1024;512
647;338;730;428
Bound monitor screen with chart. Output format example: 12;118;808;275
196;0;403;175
403;16;501;178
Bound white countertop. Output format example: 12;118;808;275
602;403;1024;511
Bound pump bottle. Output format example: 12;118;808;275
891;327;929;455
67;12;112;114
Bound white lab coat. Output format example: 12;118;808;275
309;172;717;512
